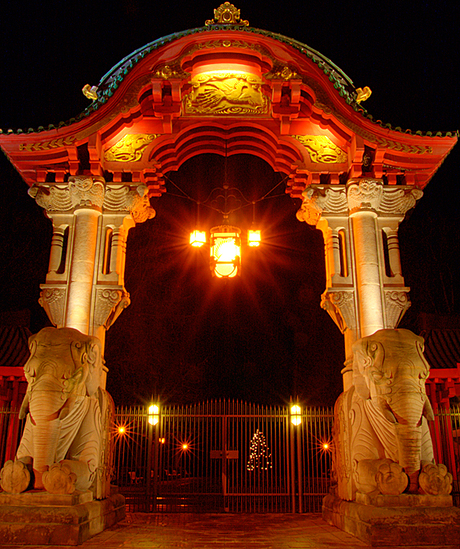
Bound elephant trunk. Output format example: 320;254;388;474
29;389;65;489
388;383;426;492
394;423;422;492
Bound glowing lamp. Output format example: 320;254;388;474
247;229;261;247
148;404;159;426
210;225;241;278
190;230;206;247
290;404;302;426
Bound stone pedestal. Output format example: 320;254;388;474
0;487;125;545
323;493;460;548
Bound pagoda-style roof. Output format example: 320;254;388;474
0;3;457;196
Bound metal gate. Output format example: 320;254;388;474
113;400;334;513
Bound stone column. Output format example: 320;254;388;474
347;179;385;337
296;179;423;390
30;176;104;333
297;185;356;389
29;178;155;349
65;207;101;333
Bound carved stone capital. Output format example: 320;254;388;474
39;285;67;327
93;287;131;330
29;176;106;213
296;185;347;225
347;178;383;213
384;289;411;328
347;178;423;216
321;290;356;333
69;176;105;210
103;184;145;212
29;184;73;212
103;184;155;222
379;186;423;216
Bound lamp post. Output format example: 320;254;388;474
289;402;303;512
146;403;160;512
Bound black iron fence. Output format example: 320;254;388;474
113;401;334;513
0;402;458;512
429;405;460;506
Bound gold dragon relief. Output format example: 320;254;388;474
104;134;158;162
294;135;348;164
184;73;269;116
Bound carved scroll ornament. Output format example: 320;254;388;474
38;286;67;327
94;288;131;331
184;73;268;115
294;135;348;164
296;186;347;226
321;290;356;333
104;134;158;162
384;289;411;328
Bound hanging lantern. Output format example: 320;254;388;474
247;228;261;247
190;229;206;247
210;225;241;278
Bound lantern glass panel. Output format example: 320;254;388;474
210;226;241;278
190;230;206;247
248;229;261;247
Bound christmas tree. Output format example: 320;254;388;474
246;429;272;472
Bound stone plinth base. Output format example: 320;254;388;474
323;493;460;548
0;487;125;545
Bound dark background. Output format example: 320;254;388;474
1;1;459;407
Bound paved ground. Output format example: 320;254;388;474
2;512;450;549
4;513;367;548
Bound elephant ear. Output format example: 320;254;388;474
85;338;103;397
414;337;431;379
352;339;371;400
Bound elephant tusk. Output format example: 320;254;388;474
422;395;435;422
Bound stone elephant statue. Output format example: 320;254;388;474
0;327;114;497
332;329;452;500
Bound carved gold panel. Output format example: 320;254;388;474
104;134;158;162
184;73;269;116
294;135;348;163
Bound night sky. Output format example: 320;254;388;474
1;1;459;407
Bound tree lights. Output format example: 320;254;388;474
246;429;272;472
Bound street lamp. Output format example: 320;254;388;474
148;404;159;426
290;404;302;426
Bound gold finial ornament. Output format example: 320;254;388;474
82;84;98;100
205;3;249;26
355;86;372;104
